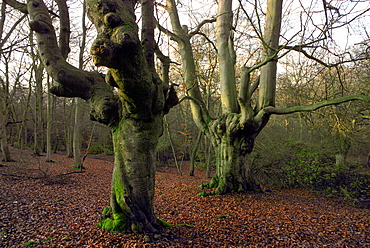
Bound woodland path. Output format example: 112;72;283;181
0;148;369;247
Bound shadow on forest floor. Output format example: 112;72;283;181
0;148;369;247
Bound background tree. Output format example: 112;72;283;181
73;0;87;169
158;0;370;195
0;1;28;161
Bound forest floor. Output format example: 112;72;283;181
0;148;369;247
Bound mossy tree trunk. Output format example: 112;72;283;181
106;116;163;233
24;0;177;233
199;114;262;195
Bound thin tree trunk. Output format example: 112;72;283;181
189;130;203;176
0;77;12;162
73;98;82;168
33;62;44;156
205;141;213;178
216;0;238;113
164;116;181;175
18;77;32;163
80;122;96;168
63;98;73;158
0;108;11;162
257;0;283;109
73;0;87;169
46;75;53;162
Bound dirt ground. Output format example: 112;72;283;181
0;148;369;247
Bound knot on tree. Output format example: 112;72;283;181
91;38;120;68
164;84;179;114
90;95;120;127
240;137;255;156
29;20;50;34
110;27;139;52
104;12;122;28
94;0;118;15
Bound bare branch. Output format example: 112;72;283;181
191;31;218;53
5;0;59;17
179;96;212;124
189;18;216;38
55;0;70;59
249;75;259;97
238;67;255;124
27;0;119;127
156;21;183;43
284;45;370;67
0;13;27;49
264;94;370;115
4;0;28;14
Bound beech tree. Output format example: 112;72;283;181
7;0;178;233
160;0;370;195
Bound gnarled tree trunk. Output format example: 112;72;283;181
199;114;262;195
105;116;163;233
25;0;177;233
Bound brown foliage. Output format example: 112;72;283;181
0;149;369;247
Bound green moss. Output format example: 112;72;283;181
97;212;127;233
196;191;209;197
113;172;125;207
23;241;37;246
97;207;128;233
181;224;194;228
122;22;132;28
156;218;193;228
198;176;219;189
157;218;173;227
102;206;112;215
216;214;229;219
131;221;143;233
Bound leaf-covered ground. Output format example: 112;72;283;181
0;149;369;247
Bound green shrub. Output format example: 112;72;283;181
250;138;370;202
89;145;105;154
88;145;114;155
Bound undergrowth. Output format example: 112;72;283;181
249;139;370;206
